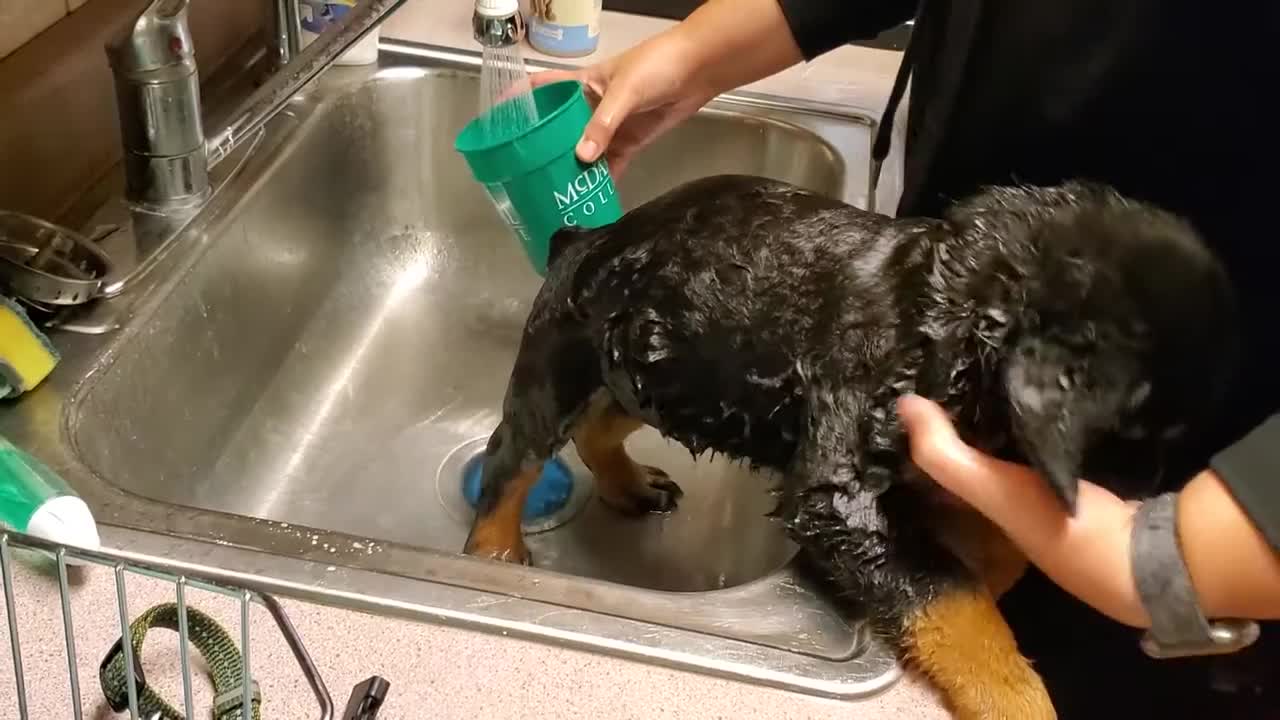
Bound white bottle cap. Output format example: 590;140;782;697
26;495;102;563
475;0;520;18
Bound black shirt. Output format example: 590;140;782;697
778;0;1280;552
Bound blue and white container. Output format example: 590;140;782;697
527;0;602;58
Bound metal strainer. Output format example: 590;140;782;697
0;211;114;307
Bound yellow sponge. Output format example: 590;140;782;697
0;296;58;398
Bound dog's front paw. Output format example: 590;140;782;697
600;465;684;515
641;466;684;512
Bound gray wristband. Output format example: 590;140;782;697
1130;492;1260;659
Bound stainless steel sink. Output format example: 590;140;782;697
3;42;898;699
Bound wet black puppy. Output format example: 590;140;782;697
463;174;1237;719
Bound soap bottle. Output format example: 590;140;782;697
0;435;101;555
528;0;603;58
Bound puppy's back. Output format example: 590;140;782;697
545;175;881;268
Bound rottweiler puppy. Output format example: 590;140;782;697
463;174;1238;719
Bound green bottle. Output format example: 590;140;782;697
0;434;100;553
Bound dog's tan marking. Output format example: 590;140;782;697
572;396;678;514
463;465;540;564
905;589;1056;720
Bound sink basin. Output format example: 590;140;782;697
72;65;844;594
7;42;898;699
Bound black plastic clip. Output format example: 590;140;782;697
99;635;148;713
341;675;390;720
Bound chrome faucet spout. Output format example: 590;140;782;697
107;0;409;209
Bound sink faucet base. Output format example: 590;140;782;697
119;150;212;214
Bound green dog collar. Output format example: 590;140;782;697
99;602;262;719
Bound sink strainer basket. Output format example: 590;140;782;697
0;211;113;308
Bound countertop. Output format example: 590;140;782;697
2;2;946;718
2;552;947;719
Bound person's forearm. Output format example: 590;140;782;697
898;394;1280;630
655;0;917;101
664;0;805;98
1178;469;1280;621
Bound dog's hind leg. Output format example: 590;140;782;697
784;435;1054;720
571;393;683;515
799;496;1052;719
901;583;1054;720
464;330;601;564
462;421;544;564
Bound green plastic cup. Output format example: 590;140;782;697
455;80;622;275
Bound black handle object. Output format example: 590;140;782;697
341;675;390;720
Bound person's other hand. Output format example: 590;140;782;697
896;393;1151;627
529;32;716;177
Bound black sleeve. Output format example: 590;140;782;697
776;0;918;60
1210;414;1280;554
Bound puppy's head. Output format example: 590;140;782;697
1001;190;1238;511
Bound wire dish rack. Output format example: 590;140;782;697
1;529;336;720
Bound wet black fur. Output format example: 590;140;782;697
473;174;1238;640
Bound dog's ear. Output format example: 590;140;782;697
1005;335;1140;514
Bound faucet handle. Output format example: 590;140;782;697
106;0;196;76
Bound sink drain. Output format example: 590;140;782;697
435;436;592;534
461;453;576;520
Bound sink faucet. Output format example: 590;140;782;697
105;0;208;211
106;0;407;212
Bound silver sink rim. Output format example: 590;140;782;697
2;42;903;701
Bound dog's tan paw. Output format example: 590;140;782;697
463;534;532;566
599;465;683;515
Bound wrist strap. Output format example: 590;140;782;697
1130;492;1260;659
99;602;262;719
